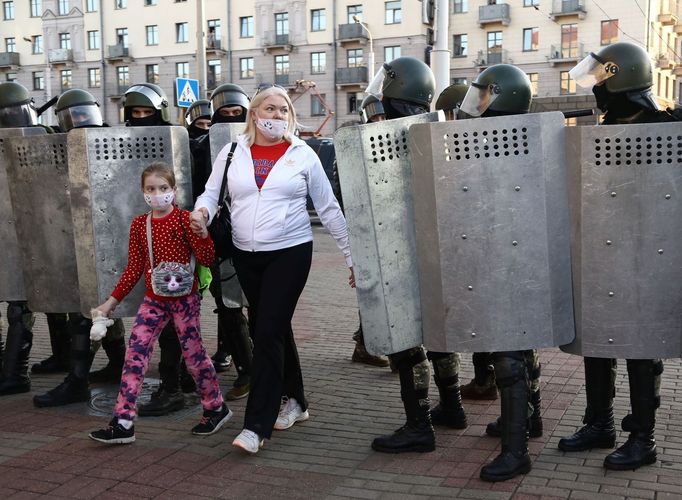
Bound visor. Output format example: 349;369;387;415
210;90;249;115
459;82;500;117
0;103;38;127
185;103;211;126
57;104;103;131
361;100;385;123
124;85;167;109
569;52;619;89
365;64;389;99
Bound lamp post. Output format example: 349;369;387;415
353;15;375;77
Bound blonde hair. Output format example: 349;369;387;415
243;86;298;146
141;162;176;189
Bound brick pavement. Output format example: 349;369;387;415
0;226;681;499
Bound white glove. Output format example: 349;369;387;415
90;309;114;342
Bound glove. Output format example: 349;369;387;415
90;309;114;341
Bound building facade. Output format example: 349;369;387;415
1;0;679;133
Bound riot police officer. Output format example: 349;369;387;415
558;41;670;471
433;82;469;121
185;99;211;140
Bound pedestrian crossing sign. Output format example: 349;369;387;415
176;78;199;107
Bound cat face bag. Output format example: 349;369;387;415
146;213;196;297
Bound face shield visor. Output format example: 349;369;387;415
123;85;167;121
184;104;211;126
361;100;386;123
459;82;501;118
365;64;389;100
0;102;38;127
569;52;619;89
210;91;249;116
57;104;103;131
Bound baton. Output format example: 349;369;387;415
36;96;59;117
562;108;595;119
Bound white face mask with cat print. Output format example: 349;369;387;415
144;191;175;210
256;117;288;141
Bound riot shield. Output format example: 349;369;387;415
561;122;682;359
68;126;193;317
209;122;247;164
0;127;47;302
410;112;575;353
334;111;444;356
5;133;81;312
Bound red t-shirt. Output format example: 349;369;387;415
251;141;289;189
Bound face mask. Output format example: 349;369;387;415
256;117;288;141
129;114;160;127
188;124;208;139
212;112;245;124
144;191;175;210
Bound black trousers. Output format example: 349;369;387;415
233;241;313;439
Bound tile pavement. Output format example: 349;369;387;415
0;226;680;499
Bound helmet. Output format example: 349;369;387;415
210;83;250;122
435;83;469;119
366;56;435;108
184;99;211;127
460;64;532;117
358;94;385;123
569;41;652;93
55;89;103;131
122;83;171;125
0;81;38;128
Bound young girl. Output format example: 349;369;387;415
89;162;230;444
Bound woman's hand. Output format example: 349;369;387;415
190;208;209;237
348;267;356;288
95;296;119;318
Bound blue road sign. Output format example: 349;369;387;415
176;78;199;107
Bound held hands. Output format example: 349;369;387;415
348;267;356;288
190;208;209;238
90;300;117;341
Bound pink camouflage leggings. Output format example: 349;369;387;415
114;292;223;421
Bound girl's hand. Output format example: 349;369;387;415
96;296;119;317
348;267;356;288
190;208;209;236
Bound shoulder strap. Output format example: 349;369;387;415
218;142;239;205
145;212;154;268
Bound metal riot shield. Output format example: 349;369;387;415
561;122;682;359
5;133;81;312
68;126;193;317
0;127;47;302
334;111;444;356
409;112;575;353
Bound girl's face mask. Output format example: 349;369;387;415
144;191;175;210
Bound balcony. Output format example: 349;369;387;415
263;31;292;52
271;72;303;88
207;75;223;90
48;48;73;65
108;84;129;99
478;3;510;27
658;0;678;25
474;49;509;67
206;36;226;55
0;52;20;69
107;44;131;62
550;0;587;20
335;66;369;87
337;23;368;46
548;43;585;66
657;51;675;69
673;65;682;76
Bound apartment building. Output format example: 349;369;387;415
0;0;679;134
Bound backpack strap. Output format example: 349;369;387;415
218;141;238;207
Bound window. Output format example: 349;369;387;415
522;27;539;52
274;54;289;76
452;34;467;57
176;62;189;79
601;20;618;45
347;48;363;67
311;94;326;116
32;35;42;54
240;57;254;79
452;77;467;85
58;0;68;15
384;46;401;61
385;1;401;24
347;4;362;23
144;0;156;5
5;37;15;52
176;22;188;43
60;69;72;91
487;31;502;64
117;66;129;88
87;30;100;50
311;9;325;31
561;23;578;58
30;0;41;17
452;0;468;13
527;72;539;96
348;93;359;114
275;12;289;35
115;28;128;48
146;25;159;46
86;0;97;12
311;52;326;73
88;67;100;87
560;71;575;95
115;0;126;9
5;72;16;81
207;19;221;47
59;32;71;50
240;16;254;38
146;63;159;84
3;1;14;20
33;71;44;90
208;59;221;88
523;0;538;6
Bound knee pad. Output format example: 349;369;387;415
429;352;460;385
493;352;527;388
390;346;427;373
7;302;30;323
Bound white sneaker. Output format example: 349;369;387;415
232;429;263;454
274;396;309;430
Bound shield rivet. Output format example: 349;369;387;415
665;194;671;200
606;240;612;245
608;338;614;343
514;186;521;191
461;234;467;239
658;249;664;255
610;191;617;197
467;286;473;291
512;240;518;246
471;332;476;337
462;186;469;192
608;291;615;297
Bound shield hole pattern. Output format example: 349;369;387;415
0;138;4;155
16;142;67;167
368;129;409;163
93;136;166;161
443;127;529;161
593;135;681;166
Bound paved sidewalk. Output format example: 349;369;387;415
1;226;680;499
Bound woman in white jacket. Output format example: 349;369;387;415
190;85;354;453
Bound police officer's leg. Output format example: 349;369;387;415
427;351;467;429
351;311;390;367
0;301;33;395
461;352;497;400
209;268;232;372
372;347;435;453
221;306;253;400
32;313;70;374
603;359;661;470
33;313;92;407
480;350;531;482
89;319;126;383
558;357;617;451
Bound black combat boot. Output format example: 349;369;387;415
211;306;232;373
89;319;126;383
221;308;253;400
32;313;70;374
138;323;184;416
429;353;467;429
603;360;661;470
558;358;617;452
0;302;33;395
351;312;389;367
487;389;543;438
34;315;92;407
461;352;497;400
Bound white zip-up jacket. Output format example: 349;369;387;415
195;134;352;267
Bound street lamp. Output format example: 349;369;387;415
353;15;375;77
